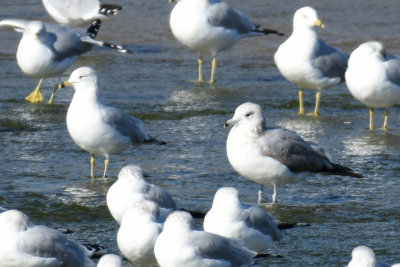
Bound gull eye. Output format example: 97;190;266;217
79;75;85;79
245;112;253;117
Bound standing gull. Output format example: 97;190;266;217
107;164;176;224
274;6;348;116
42;0;123;27
345;41;400;130
0;209;95;267
0;19;129;104
169;0;283;84
204;187;283;252
224;102;362;204
154;211;256;267
62;67;164;179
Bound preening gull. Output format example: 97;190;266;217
0;209;95;267
154;211;256;267
347;246;391;267
117;200;162;266
345;41;400;130
63;68;164;179
169;0;283;84
274;6;348;116
42;0;123;27
224;102;362;204
107;164;176;224
0;19;129;104
97;254;123;267
204;187;283;252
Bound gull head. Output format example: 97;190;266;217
352;41;387;61
27;21;48;41
122;200;161;224
0;209;29;232
163;211;192;231
224;102;265;130
118;164;145;182
212;187;241;210
293;6;325;29
61;66;98;90
348;246;376;267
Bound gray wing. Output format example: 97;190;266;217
261;128;333;173
100;105;150;144
245;205;284;241
20;226;94;267
146;184;177;210
314;38;349;81
207;1;254;34
385;54;400;86
44;23;92;60
192;231;255;266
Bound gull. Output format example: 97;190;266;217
347;246;392;267
42;0;123;27
204;187;283;252
274;6;348;116
62;68;164;179
0;19;129;104
345;41;400;130
154;211;256;267
0;209;95;267
107;164;176;224
224;102;362;204
97;254;123;267
169;0;283;84
117;200;163;266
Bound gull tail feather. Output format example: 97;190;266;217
99;4;123;16
80;36;132;54
254;25;284;36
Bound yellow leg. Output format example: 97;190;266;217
369;107;375;130
102;157;109;178
313;90;321;117
90;154;95;179
383;108;390;130
47;83;60;105
25;78;44;104
209;56;217;84
298;88;305;115
198;56;204;82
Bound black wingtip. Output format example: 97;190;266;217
145;137;166;145
101;41;133;54
86;19;101;39
99;4;123;16
328;164;363;178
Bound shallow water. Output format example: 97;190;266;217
0;0;400;266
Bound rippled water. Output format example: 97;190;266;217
1;0;400;266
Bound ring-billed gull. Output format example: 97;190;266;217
117;200;162;266
224;102;362;204
0;19;129;104
62;68;165;179
42;0;123;27
274;6;348;116
0;209;95;267
107;165;176;224
169;0;283;84
204;187;283;252
347;246;392;267
345;41;400;130
97;254;123;267
154;211;256;267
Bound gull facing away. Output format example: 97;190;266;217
345;41;400;130
154;211;256;267
169;0;283;84
0;19;129;104
347;246;392;267
224;102;362;204
204;187;283;253
274;6;348;116
62;68;165;179
97;254;123;267
0;209;95;267
117;200;163;266
42;0;123;27
107;165;176;224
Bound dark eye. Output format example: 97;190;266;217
245;112;253;117
79;75;85;79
